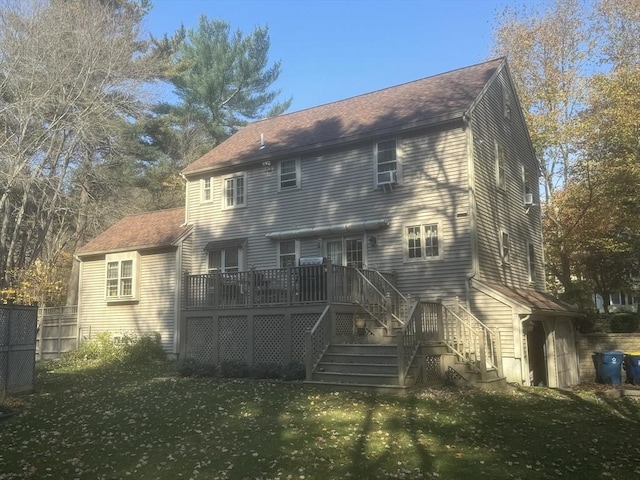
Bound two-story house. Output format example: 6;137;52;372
76;58;580;390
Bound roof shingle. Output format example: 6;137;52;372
182;58;504;176
76;207;188;256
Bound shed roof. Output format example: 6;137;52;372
76;207;188;256
487;282;581;316
182;58;505;176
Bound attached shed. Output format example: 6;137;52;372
471;279;581;387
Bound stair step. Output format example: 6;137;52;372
317;361;398;375
326;344;397;355
312;371;401;386
321;353;397;365
304;380;411;396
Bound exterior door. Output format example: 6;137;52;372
326;237;363;268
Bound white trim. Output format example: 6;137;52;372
323;235;365;268
104;251;140;301
499;229;510;266
403;221;443;262
277;158;300;191
526;241;535;284
221;173;247;209
201;177;213;203
277;239;299;268
495;140;506;191
374;138;401;188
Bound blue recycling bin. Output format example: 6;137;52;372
594;351;624;385
624;352;640;385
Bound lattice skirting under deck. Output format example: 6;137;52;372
184;311;321;366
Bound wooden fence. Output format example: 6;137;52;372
0;305;38;394
37;306;78;360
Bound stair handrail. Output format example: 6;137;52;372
305;304;332;381
441;302;502;378
374;271;412;323
454;302;503;378
397;300;423;386
353;269;390;330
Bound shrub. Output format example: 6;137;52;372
577;311;602;334
250;362;283;379
61;331;166;366
282;360;306;381
121;332;165;364
176;359;306;381
62;332;122;364
219;359;251;378
176;358;218;377
609;313;639;333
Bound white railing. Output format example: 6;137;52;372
442;299;503;379
305;305;332;381
397;301;422;385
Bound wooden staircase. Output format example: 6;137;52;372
305;298;508;394
305;343;412;394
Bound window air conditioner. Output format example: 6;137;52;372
378;170;397;185
524;193;534;206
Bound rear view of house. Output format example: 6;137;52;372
77;58;580;389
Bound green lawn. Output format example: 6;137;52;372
1;361;639;480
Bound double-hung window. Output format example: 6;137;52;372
376;139;398;186
406;223;441;261
527;242;535;283
278;239;297;267
500;230;511;265
105;252;139;300
278;159;299;190
202;177;213;202
208;248;240;273
223;174;246;208
495;141;506;191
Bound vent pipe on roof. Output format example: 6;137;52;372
259;133;265;149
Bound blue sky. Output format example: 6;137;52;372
145;0;522;113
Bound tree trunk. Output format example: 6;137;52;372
65;186;89;307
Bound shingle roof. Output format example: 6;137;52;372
76;207;188;256
487;282;581;315
182;58;505;176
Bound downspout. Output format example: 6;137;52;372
520;314;531;385
463;112;478;309
180;172;189;226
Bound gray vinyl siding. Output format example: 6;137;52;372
470;289;518;358
470;66;545;291
78;250;178;353
470;287;527;384
185;124;472;301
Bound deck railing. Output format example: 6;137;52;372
182;263;399;310
397;301;422;385
305;305;332;381
442;299;503;379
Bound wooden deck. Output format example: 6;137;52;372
181;265;504;390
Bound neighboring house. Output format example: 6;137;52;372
77;58;581;389
76;208;191;357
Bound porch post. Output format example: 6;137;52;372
305;328;313;381
385;292;393;336
248;266;255;307
325;260;333;304
495;328;504;378
436;301;444;342
479;329;488;381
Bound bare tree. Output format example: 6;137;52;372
0;0;162;304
